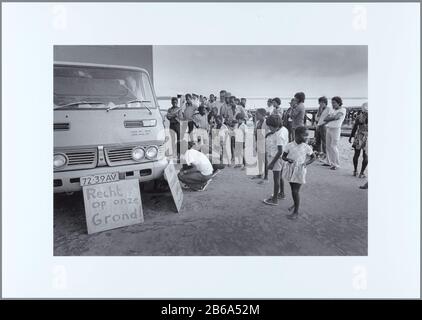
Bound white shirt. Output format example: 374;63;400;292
326;107;346;128
234;123;247;143
183;149;213;176
284;141;313;164
192;98;200;108
214;101;225;115
265;127;289;159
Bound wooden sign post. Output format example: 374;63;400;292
164;162;183;212
82;179;144;234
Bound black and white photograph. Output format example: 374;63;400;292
2;1;420;300
53;45;368;256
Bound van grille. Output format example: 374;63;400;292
105;146;133;165
66;150;97;165
54;123;70;131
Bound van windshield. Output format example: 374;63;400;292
54;65;156;109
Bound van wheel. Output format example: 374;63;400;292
140;177;169;193
140;180;156;193
155;176;170;193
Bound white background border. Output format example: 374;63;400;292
2;2;420;298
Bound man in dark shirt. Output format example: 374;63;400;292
166;97;182;157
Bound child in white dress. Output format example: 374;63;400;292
263;115;289;206
281;126;316;219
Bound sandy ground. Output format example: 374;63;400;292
54;137;367;256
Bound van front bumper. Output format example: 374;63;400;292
54;158;168;193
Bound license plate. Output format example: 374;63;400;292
80;172;119;186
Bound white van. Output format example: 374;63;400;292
54;62;168;193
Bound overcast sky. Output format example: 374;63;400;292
153;45;367;99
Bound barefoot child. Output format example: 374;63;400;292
263;115;289;206
281;126;316;220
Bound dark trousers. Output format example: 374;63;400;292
286;124;294;142
314;125;327;154
178;170;212;190
187;121;195;134
170;122;180;156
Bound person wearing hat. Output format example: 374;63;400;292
349;102;368;178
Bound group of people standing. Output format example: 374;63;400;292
166;90;249;138
166;89;368;217
314;97;368;185
256;94;368;219
167;90;251;191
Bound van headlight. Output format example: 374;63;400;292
145;146;158;159
131;147;145;161
54;153;67;168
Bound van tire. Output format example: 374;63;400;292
140;180;156;193
140;177;169;193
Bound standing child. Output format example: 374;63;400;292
263;115;289;206
252;108;269;181
214;115;231;165
234;113;247;169
281;126;316;220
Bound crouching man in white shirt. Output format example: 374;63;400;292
178;141;214;191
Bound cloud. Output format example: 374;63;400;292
153;45;367;98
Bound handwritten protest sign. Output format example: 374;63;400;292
164;162;183;212
82;179;143;234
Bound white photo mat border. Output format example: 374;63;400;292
1;2;420;298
